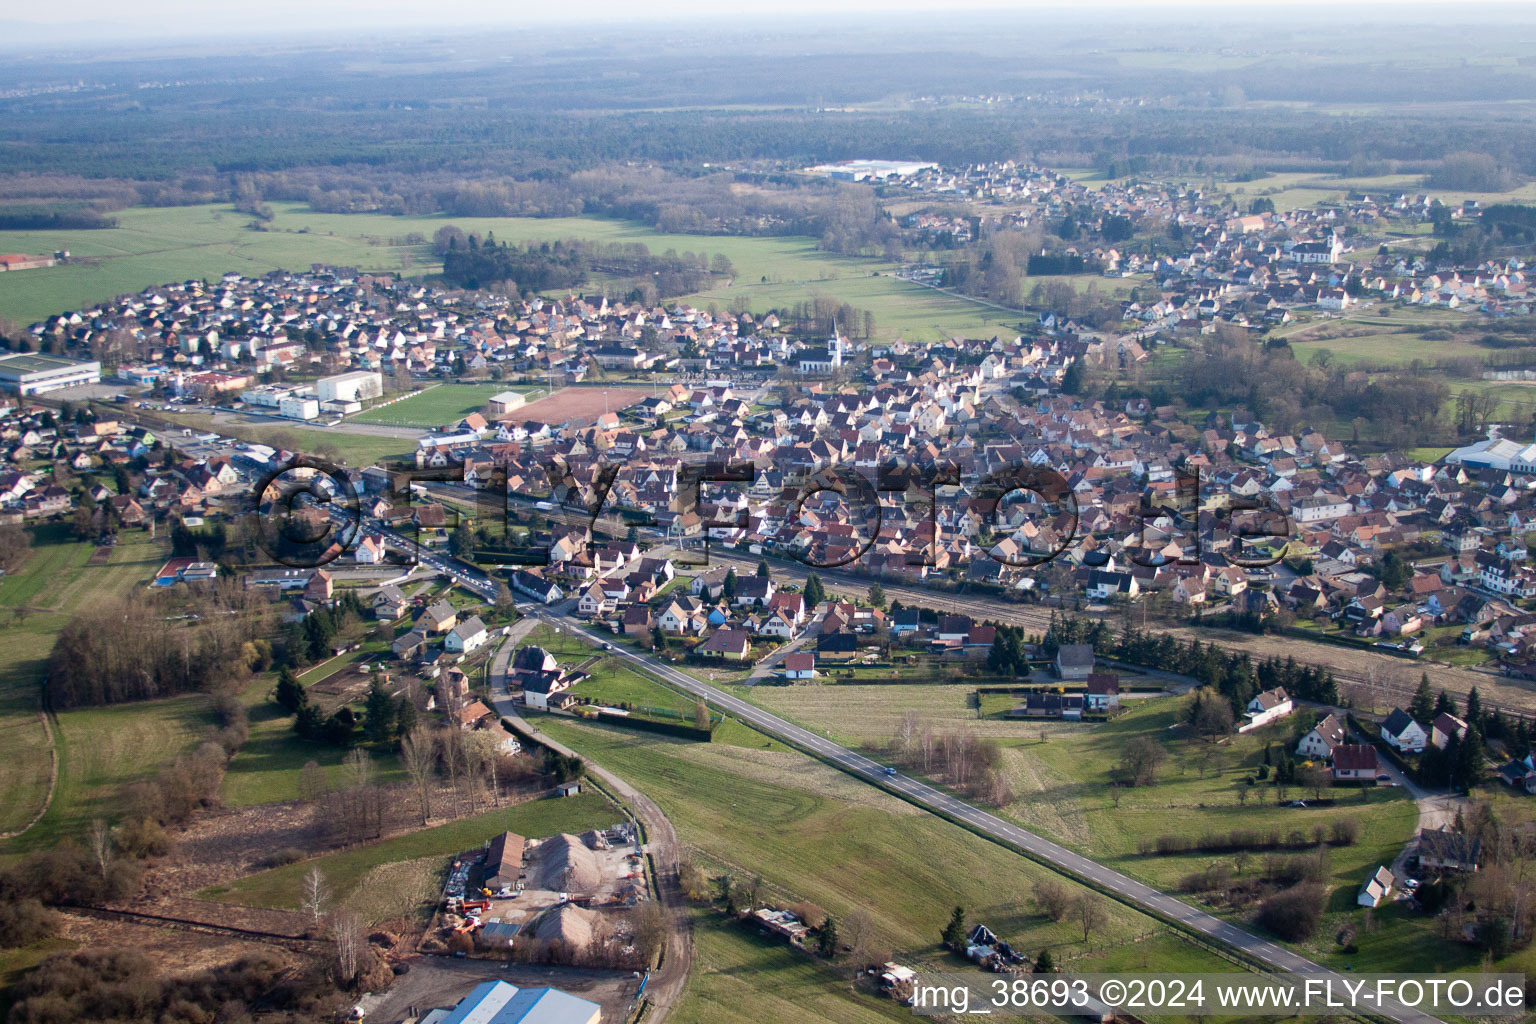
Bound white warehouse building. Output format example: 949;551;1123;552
316;370;382;404
0;353;101;395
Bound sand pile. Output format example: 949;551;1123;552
532;903;599;948
534;833;604;893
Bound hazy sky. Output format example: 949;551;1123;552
9;0;1532;30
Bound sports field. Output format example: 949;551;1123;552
353;384;546;429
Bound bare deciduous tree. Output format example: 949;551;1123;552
400;728;437;825
301;867;330;925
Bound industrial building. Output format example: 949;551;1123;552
419;980;600;1024
0;353;101;395
316;369;382;404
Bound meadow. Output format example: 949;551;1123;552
533;715;1238;972
0;525;196;852
739;686;1418;928
0;203;1028;343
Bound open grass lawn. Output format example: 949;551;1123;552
0;203;1027;343
0;525;177;845
671;913;907;1024
207;791;616;910
533;716;1236;977
219;674;406;808
354;383;545;429
740;688;1416;908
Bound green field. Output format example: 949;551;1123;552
0;203;1027;342
739;687;1417;921
354;384;546;429
219;673;406;808
0;525;183;848
533;715;1237;973
208;791;616;910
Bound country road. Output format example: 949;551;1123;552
539;610;1446;1024
489;629;693;1024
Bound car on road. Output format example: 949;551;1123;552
883;767;898;776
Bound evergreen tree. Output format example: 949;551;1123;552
295;701;324;739
394;696;418;737
364;678;395;743
803;574;826;609
1465;687;1483;731
1410;674;1436;723
942;905;967;949
1060;359;1086;396
723;568;738;601
868;583;886;609
818;916;839;958
1033;949;1056;974
1436;690;1457;717
1453;726;1486;790
275;666;307;713
756;559;771;578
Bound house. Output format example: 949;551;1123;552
755;609;799;639
1331;743;1381;783
418;980;600;1024
1085;673;1120;711
1431;712;1468;750
1417;827;1481;873
393;628;429;660
815;631;859;662
732;576;776;608
699;628;751;661
1054;643;1095;680
417;600;458;634
353;533;387;564
1497;759;1536;794
1380;708;1428;754
372;585;409;621
782;652;815;681
446;615;489;654
577;583;614;618
1358;866;1395;908
511;568;564;605
1240;687;1293;731
1296;712;1348;760
621;605;652;635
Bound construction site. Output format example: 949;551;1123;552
427;823;652;969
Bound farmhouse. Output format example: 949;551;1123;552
1085;673;1120;711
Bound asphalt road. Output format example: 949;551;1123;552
543;610;1446;1024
